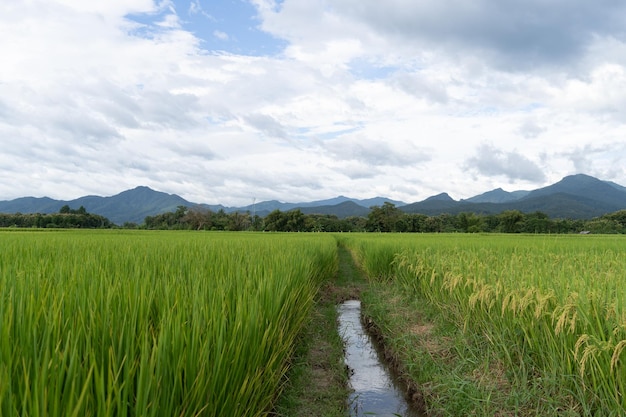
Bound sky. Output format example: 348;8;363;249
1;0;626;206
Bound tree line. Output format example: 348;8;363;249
138;203;626;234
0;205;112;228
2;203;626;233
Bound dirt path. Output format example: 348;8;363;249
274;243;366;416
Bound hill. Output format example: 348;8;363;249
297;201;371;218
1;174;625;224
0;188;401;224
401;174;626;219
464;188;530;203
0;187;192;225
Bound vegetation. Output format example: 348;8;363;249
138;205;626;234
0;230;337;416
0;205;111;228
2;200;626;233
342;233;626;416
3;229;626;415
275;244;364;417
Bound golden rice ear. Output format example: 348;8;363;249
610;340;626;375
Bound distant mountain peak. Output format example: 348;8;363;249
425;192;454;202
465;187;529;204
523;173;612;200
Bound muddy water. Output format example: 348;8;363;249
338;300;424;417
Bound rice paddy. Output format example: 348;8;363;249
2;230;625;415
0;230;337;416
341;233;626;415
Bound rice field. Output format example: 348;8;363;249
3;230;626;415
341;233;626;415
0;230;337;417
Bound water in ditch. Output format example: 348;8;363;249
338;299;424;417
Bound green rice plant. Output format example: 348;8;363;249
0;230;337;416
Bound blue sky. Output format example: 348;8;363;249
1;1;626;205
128;0;285;55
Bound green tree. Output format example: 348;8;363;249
498;210;525;233
522;211;552;233
457;212;483;233
366;202;402;232
227;212;250;231
264;210;287;231
285;210;305;232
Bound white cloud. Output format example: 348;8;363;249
465;143;546;182
213;30;229;41
0;0;626;206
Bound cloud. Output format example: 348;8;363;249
559;142;626;181
554;64;626;121
0;0;626;206
465;143;546;182
392;71;450;104
324;136;431;167
332;160;380;180
242;113;288;139
331;0;626;70
517;119;546;139
253;0;626;78
213;30;229;41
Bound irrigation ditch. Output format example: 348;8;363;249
338;299;424;417
276;243;426;417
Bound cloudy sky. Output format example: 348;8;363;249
2;0;626;205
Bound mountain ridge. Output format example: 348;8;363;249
401;174;626;219
1;174;625;224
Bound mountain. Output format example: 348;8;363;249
401;174;626;219
402;192;459;214
0;196;60;213
606;180;626;193
232;195;405;215
0;187;404;224
297;201;371;218
0;186;194;225
464;188;530;203
76;186;192;224
521;174;626;207
1;174;626;224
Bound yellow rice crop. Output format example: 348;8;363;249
342;233;626;415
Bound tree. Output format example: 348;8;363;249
522;211;552;233
405;213;428;232
264;210;287;231
366;202;402;232
182;209;212;230
457;212;483;233
227;211;250;231
498;210;524;233
285;210;305;232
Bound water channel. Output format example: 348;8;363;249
338;300;424;417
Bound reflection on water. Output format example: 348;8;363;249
338;300;423;417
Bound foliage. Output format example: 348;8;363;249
0;231;337;416
0;207;111;228
135;203;626;233
366;202;404;232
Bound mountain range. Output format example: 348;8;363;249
1;174;625;225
